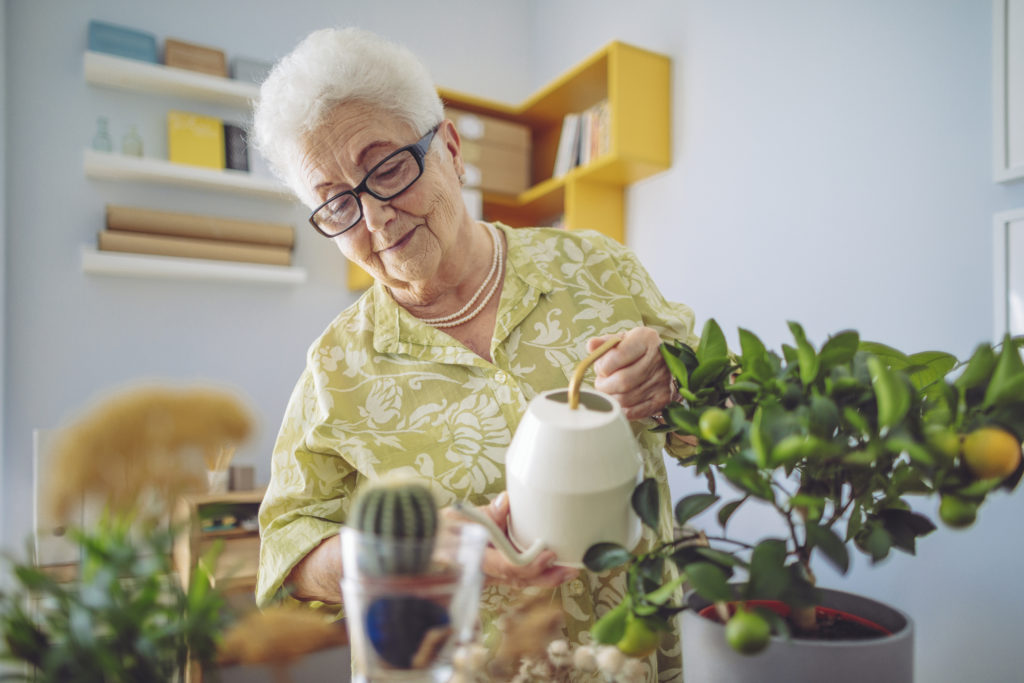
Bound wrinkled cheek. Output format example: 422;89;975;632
427;192;462;227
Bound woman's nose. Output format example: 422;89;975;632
360;194;395;231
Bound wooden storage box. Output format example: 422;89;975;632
164;38;228;77
447;108;531;195
460;140;529;195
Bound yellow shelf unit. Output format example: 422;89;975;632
347;40;670;291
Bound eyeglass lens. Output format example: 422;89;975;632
313;149;422;235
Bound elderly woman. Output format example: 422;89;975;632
253;27;698;682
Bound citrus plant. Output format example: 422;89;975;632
585;319;1024;655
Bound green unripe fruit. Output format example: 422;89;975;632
924;425;962;463
699;407;732;442
725;608;771;655
616;615;662;658
938;495;977;529
348;480;438;575
591;601;630;645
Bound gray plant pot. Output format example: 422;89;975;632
681;588;913;683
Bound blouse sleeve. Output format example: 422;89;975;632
256;368;359;608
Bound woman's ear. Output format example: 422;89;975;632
439;119;465;181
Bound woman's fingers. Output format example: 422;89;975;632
588;327;671;419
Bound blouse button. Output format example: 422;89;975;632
495;371;509;383
567;578;586;597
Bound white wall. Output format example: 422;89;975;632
6;0;1024;680
0;0;531;555
529;1;1024;681
0;0;8;580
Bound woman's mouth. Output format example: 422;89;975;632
382;228;416;253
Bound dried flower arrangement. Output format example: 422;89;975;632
0;383;342;683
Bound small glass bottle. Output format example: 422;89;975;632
121;124;143;157
91;116;113;152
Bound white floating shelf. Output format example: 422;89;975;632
83;149;292;199
84;51;259;107
81;247;307;285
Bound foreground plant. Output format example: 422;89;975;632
0;385;252;682
585;320;1024;655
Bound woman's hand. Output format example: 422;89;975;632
588;327;673;421
475;493;579;589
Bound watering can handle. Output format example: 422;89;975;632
451;500;546;566
568;336;622;410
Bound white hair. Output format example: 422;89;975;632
252;27;445;208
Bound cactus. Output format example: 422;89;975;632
347;479;439;575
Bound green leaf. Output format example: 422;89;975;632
955;343;996;390
877;509;936;555
788;321;821;386
868;355;910;430
696;547;745;568
842;406;872;437
739;328;777;382
749;406;771;467
632;478;662;531
674;493;720;527
590;601;630;644
859;341;910;367
884;436;935;466
717;498;745;529
904;351;958;391
697;319;729;363
583;543;634;572
805;524;850;574
684;562;733;603
747;539;789;600
722;460;774;501
809;394;840;438
664;405;700;435
644;573;688;605
690;357;732;391
660;344;691;392
818;330;860;369
984;335;1024;408
738;328;768;365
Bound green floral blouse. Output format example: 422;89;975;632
258;223;699;681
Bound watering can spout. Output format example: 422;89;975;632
451;500;547;566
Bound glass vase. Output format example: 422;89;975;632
339;519;488;682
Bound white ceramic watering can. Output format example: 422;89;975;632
455;338;643;567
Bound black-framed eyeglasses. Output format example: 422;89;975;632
308;124;441;237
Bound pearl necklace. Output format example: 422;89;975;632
417;223;503;329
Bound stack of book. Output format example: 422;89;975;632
552;100;611;178
168;110;249;172
99;205;295;267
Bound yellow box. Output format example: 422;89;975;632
168;110;225;169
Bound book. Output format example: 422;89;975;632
223;123;250;172
98;230;292;267
106;205;294;248
552;112;581;178
168;110;225;170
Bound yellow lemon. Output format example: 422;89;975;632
963;427;1022;480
